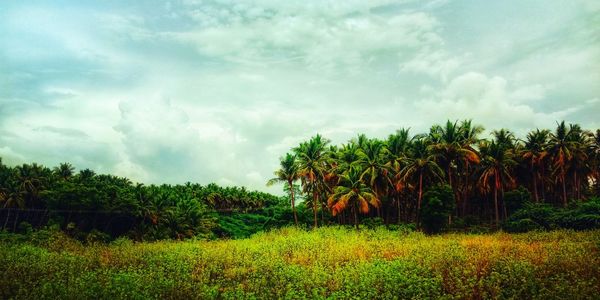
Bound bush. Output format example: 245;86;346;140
421;184;455;234
504;198;600;232
504;186;532;215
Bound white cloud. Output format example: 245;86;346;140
0;0;598;195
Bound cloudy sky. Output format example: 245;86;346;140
0;0;598;193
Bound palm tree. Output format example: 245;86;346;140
384;129;412;223
53;162;75;180
478;141;516;226
400;138;445;225
356;138;390;218
267;153;300;226
458;120;483;214
294;134;330;228
548;121;576;206
78;168;96;181
521;129;550;202
429;120;479;218
566;124;591;200
590;130;600;195
327;167;380;229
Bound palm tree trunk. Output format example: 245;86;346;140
447;165;454;225
447;164;452;187
573;172;578;201
353;204;359;230
501;185;507;220
532;169;539;203
462;161;470;216
417;171;423;229
494;183;499;226
562;173;567;207
397;195;402;224
540;166;546;202
313;190;318;229
289;181;298;226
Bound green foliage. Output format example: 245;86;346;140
0;159;282;241
0;228;598;299
504;186;532;215
504;198;600;232
421;184;455;233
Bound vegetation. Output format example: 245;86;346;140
274;120;600;230
1;120;599;299
1;227;598;299
1;120;599;241
0;159;288;240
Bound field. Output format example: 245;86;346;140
1;228;599;299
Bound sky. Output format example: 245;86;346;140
0;0;599;194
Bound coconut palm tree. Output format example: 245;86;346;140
384;129;413;223
327;167;380;229
400;138;445;225
267;153;300;226
548;121;576;206
53;162;75;181
429;120;479;218
478;141;517;226
566;124;591;200
521;129;550;202
458;120;483;214
294;134;330;228
590;130;600;194
356;138;390;218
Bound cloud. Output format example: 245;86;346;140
0;0;598;195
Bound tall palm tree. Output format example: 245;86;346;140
567;124;592;200
327;167;380;230
384;129;413;223
400;138;444;225
78;168;96;181
53;162;75;180
429;120;479;217
521;129;550;202
294;134;330;228
478;141;516;226
548;121;576;206
590;130;600;194
356;138;390;218
267;153;300;226
458;120;483;214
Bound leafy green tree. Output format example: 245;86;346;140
420;184;454;234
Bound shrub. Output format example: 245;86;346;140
504;198;600;232
421;184;455;234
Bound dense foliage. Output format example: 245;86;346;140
0;227;598;299
0;159;287;240
504;197;600;232
1;120;599;241
274;120;600;230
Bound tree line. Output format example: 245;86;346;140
0;160;286;240
269;120;600;229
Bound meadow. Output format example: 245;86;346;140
1;227;599;299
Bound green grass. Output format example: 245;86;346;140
1;227;599;299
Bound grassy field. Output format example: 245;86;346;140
1;228;599;299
